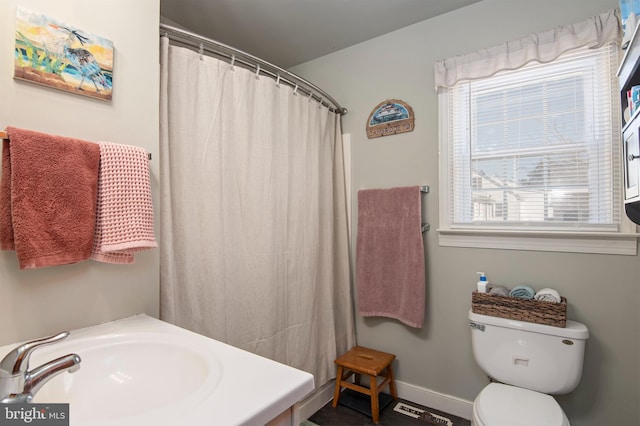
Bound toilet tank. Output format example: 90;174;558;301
468;310;589;395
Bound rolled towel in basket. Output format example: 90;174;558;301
509;285;535;300
534;288;561;303
489;285;510;297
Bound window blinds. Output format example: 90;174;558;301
447;43;620;230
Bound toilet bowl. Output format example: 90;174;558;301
468;310;589;426
471;383;569;426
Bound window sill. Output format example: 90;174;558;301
437;228;640;255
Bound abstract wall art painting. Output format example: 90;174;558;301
14;7;114;101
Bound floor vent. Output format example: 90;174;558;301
393;402;454;426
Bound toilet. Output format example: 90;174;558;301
468;310;589;426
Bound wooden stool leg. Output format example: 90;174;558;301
387;365;398;400
332;365;343;407
354;372;361;386
370;375;380;423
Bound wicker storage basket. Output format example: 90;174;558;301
471;291;567;328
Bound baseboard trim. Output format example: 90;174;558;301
395;380;473;421
299;378;474;421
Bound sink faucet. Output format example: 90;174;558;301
0;331;81;403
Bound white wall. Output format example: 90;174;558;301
0;0;160;345
292;1;640;425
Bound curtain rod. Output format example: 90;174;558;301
159;23;347;116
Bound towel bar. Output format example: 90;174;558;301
420;185;429;232
1;131;151;160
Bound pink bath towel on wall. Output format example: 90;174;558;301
91;141;157;264
0;127;100;269
0;139;14;250
356;186;426;328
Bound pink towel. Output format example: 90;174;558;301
91;141;157;264
356;186;426;328
0;127;100;269
0;139;13;250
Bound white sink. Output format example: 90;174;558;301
31;332;222;422
1;315;314;426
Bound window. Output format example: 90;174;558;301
447;44;619;230
438;40;639;254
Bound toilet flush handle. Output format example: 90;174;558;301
513;356;529;367
469;322;485;332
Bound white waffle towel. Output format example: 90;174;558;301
91;142;157;264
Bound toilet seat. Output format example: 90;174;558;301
473;383;570;426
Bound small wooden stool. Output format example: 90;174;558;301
332;346;398;423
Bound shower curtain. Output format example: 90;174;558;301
159;37;355;387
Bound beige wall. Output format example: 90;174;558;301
292;1;640;425
0;0;160;345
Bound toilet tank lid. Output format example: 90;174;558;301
468;310;589;340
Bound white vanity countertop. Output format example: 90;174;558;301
0;314;315;426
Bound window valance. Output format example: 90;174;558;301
433;8;621;89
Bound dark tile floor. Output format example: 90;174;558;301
308;390;471;426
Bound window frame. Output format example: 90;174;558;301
437;45;639;255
